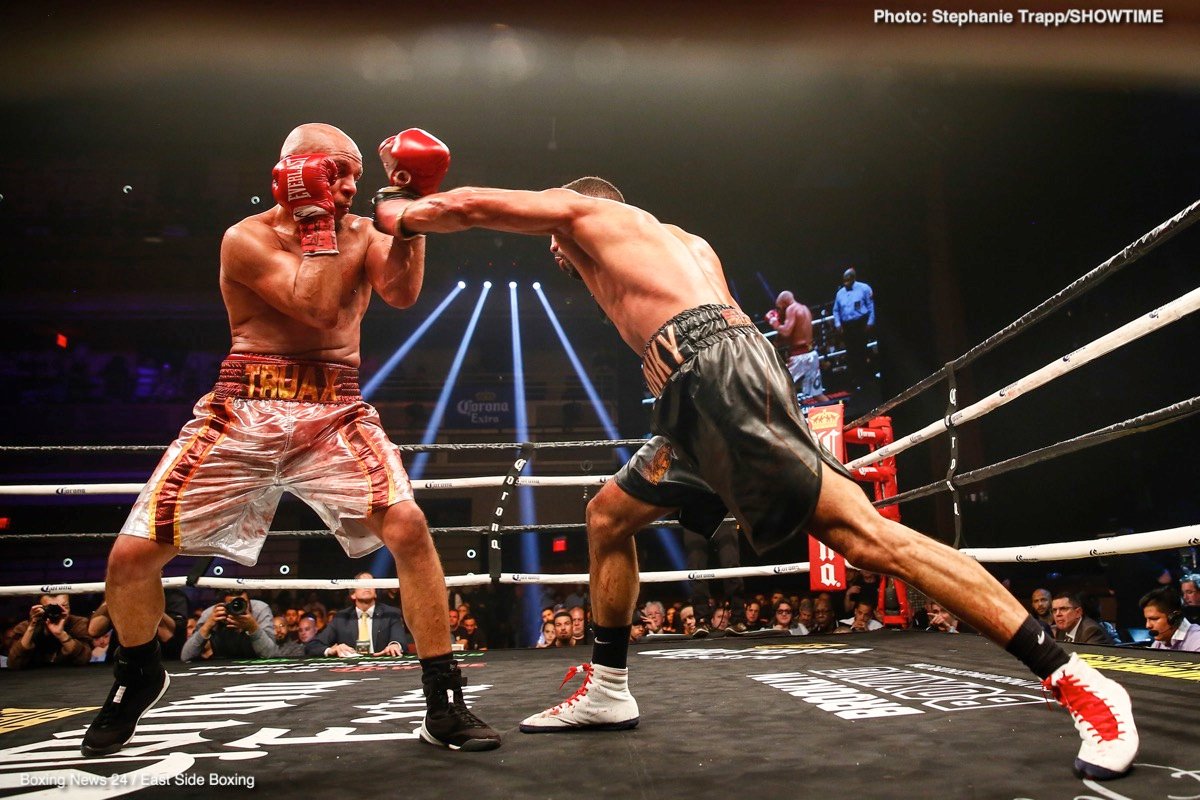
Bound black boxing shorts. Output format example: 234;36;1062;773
612;436;729;538
641;304;850;554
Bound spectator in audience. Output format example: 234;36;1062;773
552;610;576;647
629;621;646;642
284;608;301;637
710;606;730;632
296;615;320;653
448;608;465;642
182;591;276;662
776;601;808;634
569;606;591;646
662;606;679;634
456;615;488;651
845;598;883;633
1051;592;1115;645
679;606;697;637
273;615;304;658
8;594;93;669
308;572;409;657
810;602;838;635
1181;574;1200;610
535;606;555;646
1030;588;1053;629
305;603;328;631
90;631;114;663
926;601;960;633
796;598;815;630
88;600;179;664
1140;588;1199;652
640;601;666;634
725;599;762;635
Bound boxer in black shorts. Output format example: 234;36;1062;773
398;177;1138;779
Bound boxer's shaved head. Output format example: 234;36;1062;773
281;123;362;166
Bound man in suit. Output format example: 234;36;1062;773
307;571;410;657
1051;591;1115;645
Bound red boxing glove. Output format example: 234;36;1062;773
765;309;780;327
378;128;450;197
271;154;339;256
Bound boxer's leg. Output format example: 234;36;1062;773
369;500;501;751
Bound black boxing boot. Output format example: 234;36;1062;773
81;640;170;757
418;659;501;751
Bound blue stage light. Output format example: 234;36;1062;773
408;283;494;479
362;282;467;400
510;283;544;644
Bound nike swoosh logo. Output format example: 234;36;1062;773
1037;630;1045;645
594;638;610;645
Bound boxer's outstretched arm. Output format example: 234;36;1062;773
401;187;593;237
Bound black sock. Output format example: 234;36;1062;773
419;653;454;674
119;639;161;668
591;624;632;669
1005;616;1069;680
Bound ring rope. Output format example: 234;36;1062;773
847;285;1200;470
0;439;651;454
2;526;1194;597
873;395;1200;509
847;197;1200;430
0;520;705;541
0;474;614;497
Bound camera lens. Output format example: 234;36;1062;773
225;597;248;616
42;604;64;623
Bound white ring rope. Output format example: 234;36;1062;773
0;475;613;497
1;526;1193;597
847;284;1200;470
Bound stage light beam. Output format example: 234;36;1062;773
408;282;494;479
362;282;467;400
510;282;543;644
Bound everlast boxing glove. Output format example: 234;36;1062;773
271;154;339;256
373;128;450;237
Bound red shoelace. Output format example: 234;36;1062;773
552;664;594;712
1051;674;1121;742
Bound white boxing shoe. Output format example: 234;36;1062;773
519;663;640;733
1043;653;1139;780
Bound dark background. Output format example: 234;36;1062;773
1;2;1197;612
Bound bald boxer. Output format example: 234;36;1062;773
767;290;829;402
397;177;1138;779
81;124;499;757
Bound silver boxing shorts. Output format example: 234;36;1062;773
120;354;414;565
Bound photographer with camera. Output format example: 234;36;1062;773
181;590;277;662
8;593;93;669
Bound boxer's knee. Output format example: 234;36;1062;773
379;500;431;555
585;493;636;550
106;535;175;584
